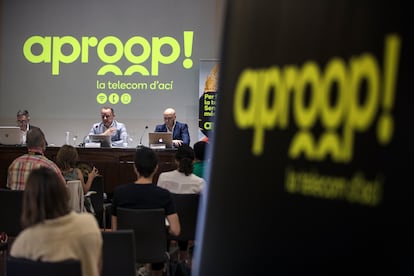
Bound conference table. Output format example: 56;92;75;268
0;146;177;198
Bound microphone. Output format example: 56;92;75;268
137;125;149;148
80;135;89;147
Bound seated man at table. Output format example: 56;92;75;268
155;107;190;147
87;106;128;147
7;128;65;190
16;109;47;145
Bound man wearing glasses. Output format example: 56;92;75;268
155;107;190;147
87;106;128;147
16;110;46;145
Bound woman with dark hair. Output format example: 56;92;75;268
157;144;205;193
10;167;102;276
56;144;99;194
157;144;205;262
56;145;99;213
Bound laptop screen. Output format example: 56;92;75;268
148;132;173;149
89;134;112;148
0;126;22;145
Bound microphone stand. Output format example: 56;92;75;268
79;135;89;147
137;126;148;148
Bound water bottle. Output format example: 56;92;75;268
65;131;70;145
122;135;128;148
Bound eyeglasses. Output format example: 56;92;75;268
17;120;28;124
164;116;174;121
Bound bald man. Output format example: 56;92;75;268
154;108;190;147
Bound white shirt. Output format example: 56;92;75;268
20;124;29;144
157;170;204;194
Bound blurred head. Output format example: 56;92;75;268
26;128;46;152
193;141;208;161
163;107;176;129
56;144;79;170
175;144;195;176
21;167;70;228
101;106;115;128
134;146;159;178
16;110;30;131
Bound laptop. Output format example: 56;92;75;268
89;134;112;148
0;126;22;145
148;132;173;149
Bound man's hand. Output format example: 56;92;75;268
173;139;183;147
103;127;116;136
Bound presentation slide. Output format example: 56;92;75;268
0;0;223;146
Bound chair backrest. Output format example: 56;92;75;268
170;193;200;242
117;207;167;264
6;256;82;276
67;180;84;212
89;175;105;227
102;229;136;276
0;189;24;237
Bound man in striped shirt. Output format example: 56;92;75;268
7;128;65;190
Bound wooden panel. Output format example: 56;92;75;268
0;146;177;197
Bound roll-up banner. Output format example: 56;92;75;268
194;0;413;274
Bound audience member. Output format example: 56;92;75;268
7;128;65;190
10;167;102;276
155;107;190;147
56;144;99;194
111;146;180;276
16;109;46;145
56;145;99;213
157;144;204;261
87;106;128;146
193;140;209;178
157;144;205;194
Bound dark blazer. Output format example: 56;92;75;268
29;125;41;132
154;121;190;145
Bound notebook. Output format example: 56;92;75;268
89;134;112;148
0;126;22;145
148;132;173;149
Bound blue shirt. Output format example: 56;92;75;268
88;120;127;146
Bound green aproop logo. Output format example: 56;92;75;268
23;31;194;76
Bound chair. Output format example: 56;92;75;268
88;176;105;227
67;180;84;213
102;230;136;276
169;193;200;242
117;208;169;265
0;189;24;237
6;256;82;276
102;202;112;230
